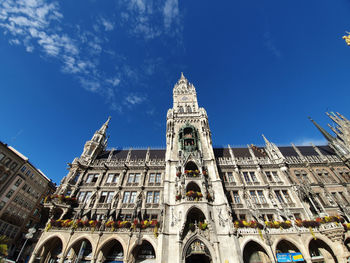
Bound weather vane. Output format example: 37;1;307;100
342;31;350;46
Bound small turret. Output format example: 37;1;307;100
262;134;284;163
81;116;111;163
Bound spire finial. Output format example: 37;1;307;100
98;116;111;134
262;134;269;144
308;116;334;142
180;72;185;79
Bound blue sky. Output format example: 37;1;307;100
1;0;350;184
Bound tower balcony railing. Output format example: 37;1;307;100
235;222;344;236
47;219;160;234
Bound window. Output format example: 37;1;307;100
4;158;11;167
128;173;134;183
243;172;251;183
86;174;98;183
128;173;140;184
275;190;284;203
73;173;80;183
106;173;119;184
282;190;292;203
272;172;280;182
122;192;130;203
154;192;160;203
10;162;18;171
14;178;22;187
232;191;241;203
0;153;4;162
266;171;280;182
6;190;14;198
257;191;266;203
149;173;155;183
99;192;108;203
243;172;258;183
250;191;258;203
227;172;234;182
250;172;258;182
0;201;6;210
78;192;86;202
106;192;114;203
85;192;92;203
155;173;161;183
21;166;26;172
26;170;31;176
147;191;160;203
130;192;137;203
122;191;137;203
146;192;153;203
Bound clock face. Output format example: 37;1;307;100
181;96;188;101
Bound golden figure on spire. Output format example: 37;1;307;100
342;31;350;46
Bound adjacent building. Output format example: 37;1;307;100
0;142;56;260
32;74;350;263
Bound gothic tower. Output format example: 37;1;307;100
162;73;238;263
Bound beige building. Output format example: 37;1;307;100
32;74;350;263
0;142;56;260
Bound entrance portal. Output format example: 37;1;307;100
185;240;212;263
186;254;211;263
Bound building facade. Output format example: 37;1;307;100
0;142;56;260
32;74;350;263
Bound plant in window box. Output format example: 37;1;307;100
202;170;207;176
176;171;182;177
176;194;182;201
150;220;158;227
199;222;208;230
105;221;114;228
343;223;350;231
302;220;320;228
189;223;195;232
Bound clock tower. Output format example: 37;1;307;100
161;73;238;263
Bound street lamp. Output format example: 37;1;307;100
16;228;36;262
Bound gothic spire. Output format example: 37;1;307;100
308;117;334;142
98;116;111;135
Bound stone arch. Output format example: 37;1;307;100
274;238;306;261
129;239;156;263
242;240;272;263
33;236;63;263
185;161;199;172
308;238;338;263
181;235;215;263
63;237;94;263
185;181;201;192
97;238;124;263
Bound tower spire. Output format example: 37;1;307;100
98;116;111;135
308;117;334;142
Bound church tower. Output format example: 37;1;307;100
162;74;238;263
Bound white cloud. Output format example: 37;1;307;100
125;94;145;105
263;31;281;58
0;0;183;112
292;138;327;146
163;0;179;29
107;77;121;87
100;17;114;31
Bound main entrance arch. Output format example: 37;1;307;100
185;239;212;263
34;236;63;263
